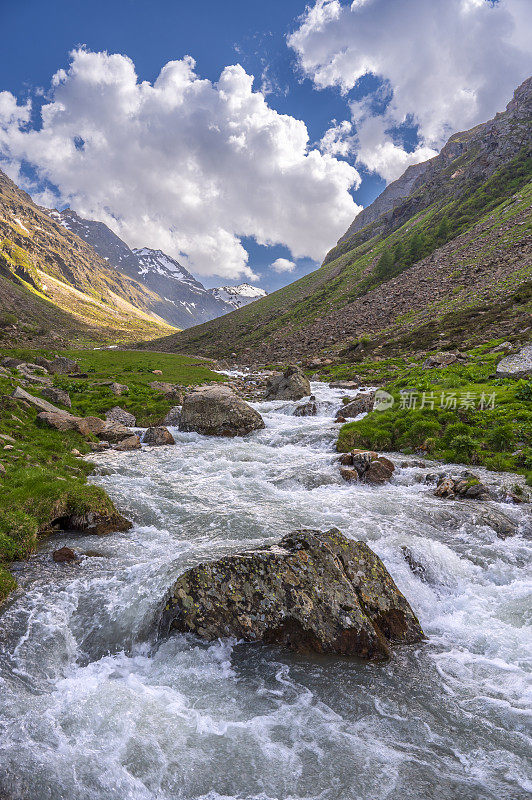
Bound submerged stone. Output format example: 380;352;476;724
159;528;424;660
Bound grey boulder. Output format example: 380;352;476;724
264;366;311;401
179;385;265;437
337;392;375;419
105;406;136;427
159;528;424;660
496;344;532;378
41;387;72;408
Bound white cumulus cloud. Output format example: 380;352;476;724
271;257;297;273
290;0;532;182
0;49;362;280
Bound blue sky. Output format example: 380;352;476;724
0;0;530;291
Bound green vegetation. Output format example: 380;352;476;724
336;342;532;475
369;151;532;288
0;348;223;602
0;312;17;328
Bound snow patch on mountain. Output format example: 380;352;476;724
210;283;267;309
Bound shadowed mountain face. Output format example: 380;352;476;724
50;209;266;328
144;77;532;363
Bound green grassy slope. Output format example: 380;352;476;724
334;342;532;478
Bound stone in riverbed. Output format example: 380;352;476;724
50;509;131;536
472;507;519;539
159;528;424;660
293;395;317;417
336;392;375;419
339;451;394;484
179;385;264;437
143;426;175;446
114;434;142;451
435;474;492;501
53;546;79;563
264;366;311;401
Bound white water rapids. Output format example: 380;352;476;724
0;381;530;800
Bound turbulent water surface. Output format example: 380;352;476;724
0;381;530;800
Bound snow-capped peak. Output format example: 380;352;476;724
132;248;202;289
210;283;267;309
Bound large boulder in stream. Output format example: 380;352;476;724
179;385;265;437
264;366;311;401
336;392;375;419
143;426;175;446
159;528;424;660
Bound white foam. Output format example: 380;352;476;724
0;380;530;800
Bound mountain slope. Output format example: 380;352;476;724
0;169;176;344
145;77;532;362
51;209;266;327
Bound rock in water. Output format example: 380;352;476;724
336;393;375;419
52;546;78;563
114;434;142;451
179;385;265;437
264;366;311;400
159;528;424;660
293;395;317;416
143;426;175;446
496;344;532;378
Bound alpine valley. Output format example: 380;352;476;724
0;60;531;800
150;77;532;364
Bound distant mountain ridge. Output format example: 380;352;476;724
49;209;267;328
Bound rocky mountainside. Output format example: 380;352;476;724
146;77;532;363
0;169;176;346
50;209;266;327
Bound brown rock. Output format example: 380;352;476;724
340;467;359;482
377;456;395;473
143;427;176;446
53;546;79;563
365;460;394;484
339;452;354;465
114;435;142;451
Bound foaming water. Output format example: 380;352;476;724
0;382;531;800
